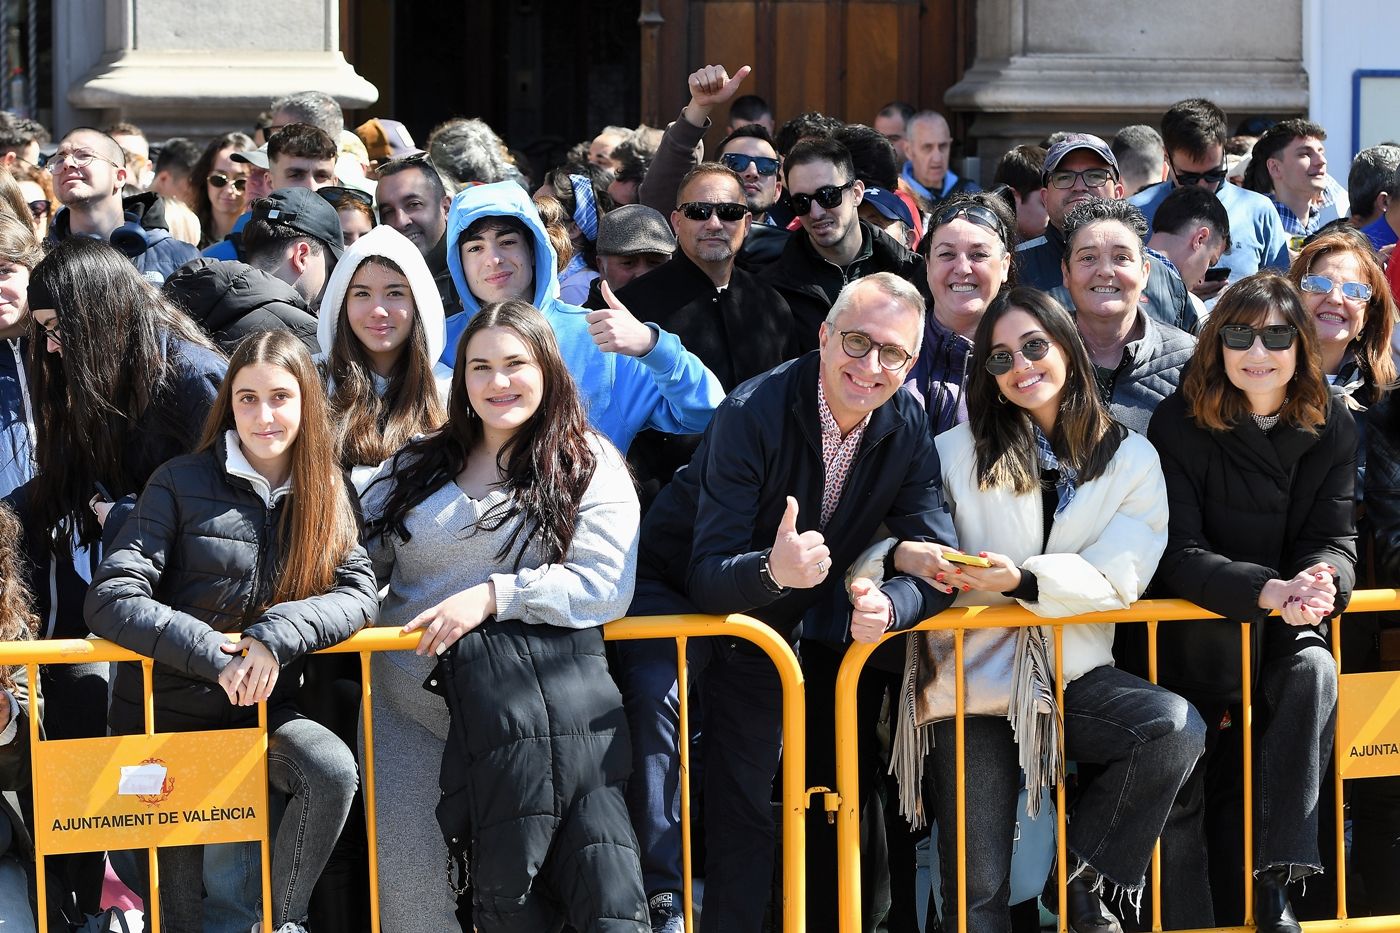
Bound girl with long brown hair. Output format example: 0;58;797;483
360;298;645;931
893;287;1203;933
86;330;379;933
317;224;450;487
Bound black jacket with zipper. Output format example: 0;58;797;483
1144;390;1357;702
634;351;958;644
85;436;379;733
760;220;923;353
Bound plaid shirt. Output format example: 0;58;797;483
817;380;870;529
1271;175;1347;237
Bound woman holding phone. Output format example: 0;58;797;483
87;330;377;933
893;287;1205;933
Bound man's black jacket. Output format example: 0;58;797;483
634;352;959;644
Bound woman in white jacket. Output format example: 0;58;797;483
892;287;1205;933
316;224;453;488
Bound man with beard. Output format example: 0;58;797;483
610;164;796;931
717;124;790;268
374;154;458;314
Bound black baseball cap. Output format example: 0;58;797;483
252;187;345;259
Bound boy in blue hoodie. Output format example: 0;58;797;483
443;182;722;452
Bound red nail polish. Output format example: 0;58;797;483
954;568;963;575
979;552;987;558
935;573;945;582
962;584;970;592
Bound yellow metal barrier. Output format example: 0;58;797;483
833;590;1400;933
0;613;807;933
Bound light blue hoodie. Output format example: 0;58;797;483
443;182;723;452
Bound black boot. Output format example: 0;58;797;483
1065;865;1123;933
1254;868;1303;933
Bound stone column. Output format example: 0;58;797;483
945;0;1307;183
55;0;377;139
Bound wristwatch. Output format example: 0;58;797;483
758;547;786;595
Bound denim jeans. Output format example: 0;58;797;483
0;853;36;932
131;711;359;931
202;842;262;933
1157;622;1336;929
927;664;1205;933
693;638;784;933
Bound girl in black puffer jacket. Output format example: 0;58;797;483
86;330;379;933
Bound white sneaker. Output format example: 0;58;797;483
249;925;309;933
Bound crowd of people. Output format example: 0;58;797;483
0;65;1398;933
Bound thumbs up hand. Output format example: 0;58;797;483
587;281;658;357
849;577;893;643
769;497;831;590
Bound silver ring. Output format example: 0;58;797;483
818;560;828;574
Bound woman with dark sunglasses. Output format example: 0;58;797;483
189;132;254;249
1147;272;1356;931
904;191;1017;434
893;286;1204;933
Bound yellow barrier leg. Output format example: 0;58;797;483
143;660;161;933
1054;626;1067;933
677;636;694;933
834;641;875;933
1241;624;1253;925
259;700;273;931
1332;615;1347;919
29;663;48;933
361;651;382;933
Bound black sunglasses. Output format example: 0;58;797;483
790;181;854;216
1219;324;1298;351
985;338;1052;375
930;202;1007;241
207;171;248;192
319;185;375;210
678;201;749;223
1171;157;1228;189
720;152;780;176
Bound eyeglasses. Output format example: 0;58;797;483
1219;324;1298;351
35;320;60;346
678;201;749;223
720;152;780;176
1300;273;1372;301
930;201;1007;241
835;329;914;370
1171;157;1228;190
790;181;854;216
46;148;123;172
207;171;248;193
26;200;49;219
984;338;1053;375
1046;167;1114;190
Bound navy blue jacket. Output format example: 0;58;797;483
635;352;959;643
50;192;200;285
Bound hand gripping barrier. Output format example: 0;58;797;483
0;613;808;933
832;590;1400;933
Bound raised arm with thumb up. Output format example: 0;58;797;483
768;496;831;590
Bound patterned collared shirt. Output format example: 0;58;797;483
1271;175;1347;237
817;379;871;529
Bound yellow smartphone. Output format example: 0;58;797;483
942;551;992;568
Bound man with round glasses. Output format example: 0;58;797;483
46;127;198;284
763;137;923;351
630;272;957;933
1017;133;1200;333
1131;98;1290;297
